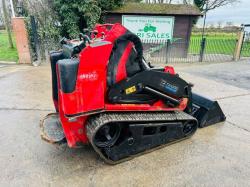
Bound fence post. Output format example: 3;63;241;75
30;15;41;65
233;30;244;61
199;38;206;62
165;39;171;64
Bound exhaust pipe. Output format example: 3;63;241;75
190;93;226;128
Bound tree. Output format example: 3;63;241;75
226;21;233;27
2;0;14;48
24;0;124;39
124;0;142;2
143;0;190;3
98;0;124;10
217;21;223;28
22;0;124;60
209;23;215;29
194;0;240;13
53;0;123;38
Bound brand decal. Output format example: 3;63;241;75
79;71;98;81
160;80;178;94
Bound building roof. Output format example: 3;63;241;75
107;3;202;16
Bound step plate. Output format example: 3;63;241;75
40;113;66;144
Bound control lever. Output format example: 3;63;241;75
60;37;68;45
83;28;90;37
79;33;91;44
83;28;89;33
92;30;98;39
101;32;105;39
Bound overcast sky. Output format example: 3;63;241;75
198;0;250;26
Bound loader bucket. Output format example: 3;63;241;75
191;93;226;128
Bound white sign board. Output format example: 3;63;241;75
122;15;175;42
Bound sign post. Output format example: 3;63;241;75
122;15;175;43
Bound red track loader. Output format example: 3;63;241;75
41;23;225;164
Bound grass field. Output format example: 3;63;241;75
240;41;250;57
189;34;250;57
0;30;18;62
189;34;237;55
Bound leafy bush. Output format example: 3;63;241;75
53;0;123;37
24;0;123;61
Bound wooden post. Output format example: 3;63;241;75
233;30;244;61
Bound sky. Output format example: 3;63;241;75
198;0;250;27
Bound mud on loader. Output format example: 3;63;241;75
41;23;226;164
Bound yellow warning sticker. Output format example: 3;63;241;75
125;86;137;95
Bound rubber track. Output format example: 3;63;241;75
86;111;198;164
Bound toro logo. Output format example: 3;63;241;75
79;71;98;81
160;79;178;94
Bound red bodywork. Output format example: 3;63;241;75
54;24;189;147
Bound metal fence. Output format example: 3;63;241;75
142;37;238;64
240;31;250;59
